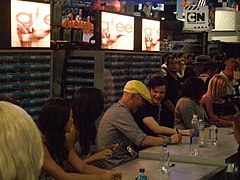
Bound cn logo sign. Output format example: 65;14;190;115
187;12;205;22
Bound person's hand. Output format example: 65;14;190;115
17;23;50;44
170;133;182;144
101;31;124;48
144;35;160;51
64;125;77;151
92;148;114;161
92;143;119;161
106;143;119;152
231;109;240;121
101;170;123;180
15;10;50;47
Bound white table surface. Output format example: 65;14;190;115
114;158;224;180
139;128;238;166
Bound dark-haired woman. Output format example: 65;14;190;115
68;87;118;166
174;77;207;129
38;97;122;180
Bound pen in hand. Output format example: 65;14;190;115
175;128;183;143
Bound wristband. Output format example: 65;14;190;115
164;137;172;144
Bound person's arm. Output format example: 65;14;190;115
83;144;116;164
64;126;106;174
232;110;240;144
143;116;190;136
42;145;122;180
67;149;106;174
65;125;116;165
141;134;182;147
233;121;240;144
205;100;233;126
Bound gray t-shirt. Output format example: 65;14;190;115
174;97;207;129
96;101;147;169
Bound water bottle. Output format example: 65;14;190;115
136;168;148;180
159;144;170;174
190;115;200;156
209;124;218;145
198;119;205;146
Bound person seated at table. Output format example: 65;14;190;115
68;87;118;165
133;75;190;138
174;77;208;129
37;97;122;180
96;80;182;169
200;74;233;127
232;110;240;169
0;101;43;180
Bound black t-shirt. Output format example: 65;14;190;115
133;101;159;137
160;73;182;128
164;73;182;106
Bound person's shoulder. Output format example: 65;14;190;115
178;97;194;104
201;93;213;103
103;103;129;119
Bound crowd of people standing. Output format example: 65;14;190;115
0;53;240;179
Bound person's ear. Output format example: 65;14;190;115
131;94;139;102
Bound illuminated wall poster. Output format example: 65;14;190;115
142;18;160;51
11;0;50;47
101;12;134;50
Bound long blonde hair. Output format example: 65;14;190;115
0;101;43;180
207;74;229;102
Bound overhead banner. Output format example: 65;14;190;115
183;5;210;31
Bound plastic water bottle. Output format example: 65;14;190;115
136;168;148;180
159;144;170;173
190;115;200;156
209;124;218;145
198;119;205;146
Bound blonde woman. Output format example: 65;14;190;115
200;74;233;127
0;101;44;180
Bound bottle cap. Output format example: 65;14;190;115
193;115;197;119
139;168;145;173
163;144;167;148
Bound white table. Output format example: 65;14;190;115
114;158;224;180
139;128;238;166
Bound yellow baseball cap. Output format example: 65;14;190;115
123;80;151;102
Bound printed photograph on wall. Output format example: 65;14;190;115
101;12;134;50
11;0;50;47
142;18;160;51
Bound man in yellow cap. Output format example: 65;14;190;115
96;80;182;169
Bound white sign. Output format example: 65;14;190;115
184;5;210;31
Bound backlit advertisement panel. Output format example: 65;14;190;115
11;0;50;47
101;12;134;50
142;18;160;51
